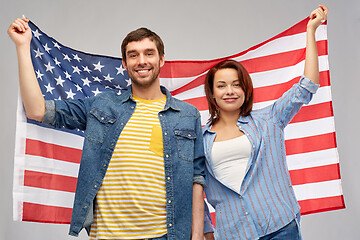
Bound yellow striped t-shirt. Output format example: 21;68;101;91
89;95;167;239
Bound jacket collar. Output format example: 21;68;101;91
120;85;180;111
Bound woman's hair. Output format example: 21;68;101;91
204;59;253;125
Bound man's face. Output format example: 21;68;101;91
122;38;165;89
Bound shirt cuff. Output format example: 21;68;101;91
42;100;56;126
299;75;320;94
193;175;206;188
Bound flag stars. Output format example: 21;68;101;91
114;84;123;90
53;57;61;66
92;88;102;96
35;69;44;80
53;41;61;50
82;77;91;87
92;76;102;83
45;83;55;94
32;29;42;40
93;61;104;72
43;43;51;53
64;71;72;80
63;54;72;62
83;66;92;73
65;89;76;99
34;48;44;59
54;75;66;87
75;84;83;92
44;62;55;73
103;74;114;82
116;64;126;75
72;66;82;74
125;78;131;86
72;54;82;62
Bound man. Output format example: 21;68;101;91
8;17;205;240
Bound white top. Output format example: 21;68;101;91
211;135;252;194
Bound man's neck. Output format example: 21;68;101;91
131;82;164;100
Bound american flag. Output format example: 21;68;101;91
13;18;344;224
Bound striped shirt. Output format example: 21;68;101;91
203;77;319;239
90;95;167;239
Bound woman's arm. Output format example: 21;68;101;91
304;5;328;84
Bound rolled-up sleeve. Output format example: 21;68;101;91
193;112;206;187
41;100;56;126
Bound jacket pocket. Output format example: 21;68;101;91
85;108;117;144
174;129;196;162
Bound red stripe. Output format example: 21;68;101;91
185;96;333;127
210;212;216;227
161;18;314;78
22;202;72;224
242;40;327;74
25;138;82;164
299;195;345;215
285;132;337;156
290;101;333;123
289;164;341;185
254;71;330;103
24;170;77;193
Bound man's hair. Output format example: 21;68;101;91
121;27;165;62
204;59;254;125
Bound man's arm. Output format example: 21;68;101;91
191;183;204;240
8;17;45;121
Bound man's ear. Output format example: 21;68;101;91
122;59;127;70
160;55;165;68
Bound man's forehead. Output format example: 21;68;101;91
125;38;157;53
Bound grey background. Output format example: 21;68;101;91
1;0;359;239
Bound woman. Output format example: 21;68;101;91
203;5;328;240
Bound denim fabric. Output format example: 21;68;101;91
203;77;318;239
42;86;206;239
142;234;168;240
259;218;300;240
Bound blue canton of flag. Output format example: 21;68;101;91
28;21;131;135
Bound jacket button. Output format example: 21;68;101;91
164;132;167;135
101;117;104;121
165;154;169;158
167;177;171;180
168;200;171;203
169;224;172;227
84;206;87;209
94;185;97;188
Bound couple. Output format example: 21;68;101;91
8;5;327;240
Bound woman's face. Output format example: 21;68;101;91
213;68;245;114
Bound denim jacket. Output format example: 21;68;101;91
203;77;319;239
42;86;206;239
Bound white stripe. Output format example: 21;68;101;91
284;117;335;140
24;155;80;178
26;123;84;149
22;186;75;208
233;25;326;61
293;179;343;201
253;86;333;109
250;55;329;88
286;148;339;170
